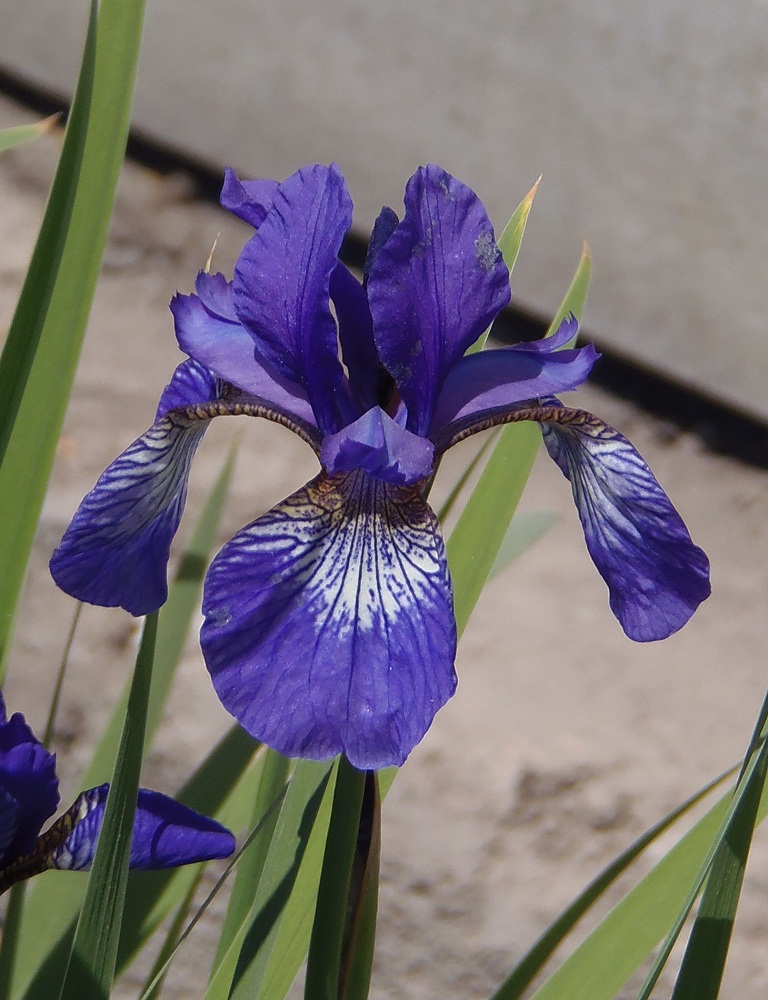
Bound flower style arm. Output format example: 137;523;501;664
429;315;600;432
368;164;511;436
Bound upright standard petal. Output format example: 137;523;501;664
171;271;318;428
49;784;235;871
538;405;711;640
329;263;381;414
369;165;511;435
233;164;353;434
430;318;599;435
220;167;279;228
50;360;219;616
201;470;457;769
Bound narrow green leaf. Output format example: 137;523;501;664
489;510;558;579
447;422;540;635
436;431;499;523
205;760;335;1000
0;885;27;1000
471;178;540;353
490;767;735;1000
249;767;397;1000
649;690;768;1000
42;603;83;749
545;242;591;340
0;115;60;155
447;242;591;635
115;725;261;976
58;613;157;1000
527;776;768;1000
13;451;235;1000
339;772;381;1000
139;879;198;1000
212;750;290;976
0;0;146;674
137;776;290;1000
304;757;367;1000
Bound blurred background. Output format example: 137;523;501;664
2;1;768;996
3;0;768;419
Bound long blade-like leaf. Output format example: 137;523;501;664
205;761;336;1000
303;758;367;1000
490;767;735;1000
57;614;157;1000
447;242;590;634
13;451;235;1000
471;178;540;353
644;689;768;1000
211;750;290;977
527;777;768;1000
0;115;60;155
338;772;380;1000
0;0;146;674
115;725;262;975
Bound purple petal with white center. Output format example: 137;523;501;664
49;784;235;871
220;167;279;227
368;164;511;435
171;271;318;427
431;322;599;435
233;164;353;434
50;359;219;616
0;712;59;862
201;470;457;769
539;405;711;640
320;406;434;485
330;263;380;413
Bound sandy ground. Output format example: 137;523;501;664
2;95;768;998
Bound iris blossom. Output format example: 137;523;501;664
50;163;710;769
0;691;234;893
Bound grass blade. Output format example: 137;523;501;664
115;725;261;976
490;767;735;1000
447;243;591;634
642;689;768;1000
57;613;157;1000
526;773;768;1000
0;0;146;674
13;451;235;1000
338;772;381;1000
303;758;367;1000
545;242;590;340
205;760;336;1000
211;750;290;977
0;115;60;154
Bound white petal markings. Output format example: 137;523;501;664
202;470;457;769
540;407;710;640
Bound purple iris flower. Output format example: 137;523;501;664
50;163;710;770
0;691;234;893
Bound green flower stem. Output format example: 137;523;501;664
304;756;367;1000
